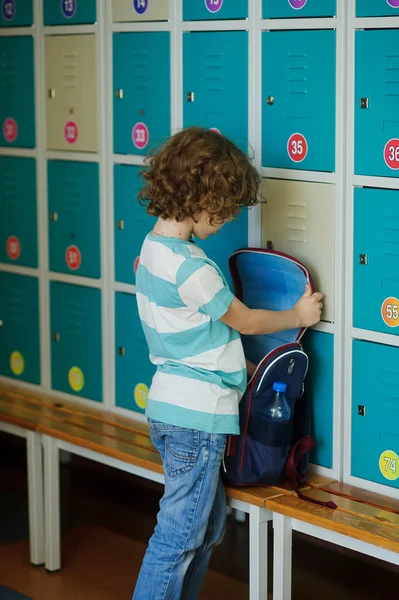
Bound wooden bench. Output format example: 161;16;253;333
267;484;399;600
0;383;334;600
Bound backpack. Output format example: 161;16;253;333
222;248;336;509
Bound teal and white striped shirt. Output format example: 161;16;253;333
136;233;247;434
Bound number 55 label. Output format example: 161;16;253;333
381;297;399;328
379;450;399;481
287;133;308;163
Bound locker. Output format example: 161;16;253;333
45;34;98;152
263;0;336;18
0;0;33;27
183;0;248;20
113;32;170;155
356;0;399;17
0;273;40;384
302;330;334;469
201;211;248;290
0;36;35;148
0;157;37;267
114;165;155;284
261;179;335;322
43;0;96;25
183;31;248;154
262;30;336;172
352;340;399;489
48;161;100;278
112;0;169;22
50;282;102;401
115;292;156;414
354;188;399;334
355;30;399;178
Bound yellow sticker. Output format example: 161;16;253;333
10;351;24;376
381;297;399;328
68;366;85;392
379;450;399;481
134;383;149;410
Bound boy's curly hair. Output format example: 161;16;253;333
138;127;261;225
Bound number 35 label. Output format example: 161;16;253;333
379;450;399;481
381;297;399;328
132;122;149;150
287;133;308;163
384;139;399;170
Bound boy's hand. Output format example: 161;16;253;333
293;285;323;328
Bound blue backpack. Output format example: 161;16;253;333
223;249;336;509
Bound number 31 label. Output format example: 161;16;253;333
288;133;308;163
381;297;399;328
379;450;399;481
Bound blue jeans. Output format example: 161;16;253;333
133;420;227;600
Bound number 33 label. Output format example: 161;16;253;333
288;133;308;163
132;122;149;150
381;297;399;328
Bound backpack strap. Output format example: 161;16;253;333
286;437;338;510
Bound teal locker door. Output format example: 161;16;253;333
352;340;399;489
302;330;334;469
183;0;248;20
0;273;40;384
354;188;399;334
113;32;171;155
262;30;336;172
200;212;248;290
115;292;155;414
48;161;100;278
0;157;37;267
355;30;399;178
356;0;399;17
183;31;248;153
44;0;96;24
50;282;102;401
114;165;155;284
0;36;35;148
0;0;33;26
263;0;336;18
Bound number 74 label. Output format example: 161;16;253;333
379;450;399;481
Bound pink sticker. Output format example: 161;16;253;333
288;0;308;9
64;121;78;144
6;236;20;261
384;139;399;170
66;245;81;271
134;256;140;275
205;0;223;12
387;1;399;8
132;122;149;150
287;133;308;163
3;118;17;143
210;127;221;134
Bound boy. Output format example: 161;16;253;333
133;127;323;600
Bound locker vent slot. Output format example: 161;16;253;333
66;300;84;338
132;52;149;91
287;200;307;243
64;177;81;218
383;212;399;257
0;51;15;95
62;52;79;92
205;53;223;93
287;53;307;96
8;287;23;324
385;54;399;97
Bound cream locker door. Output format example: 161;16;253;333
112;0;170;22
261;179;334;322
45;35;98;152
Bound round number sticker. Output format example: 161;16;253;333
210;127;221;134
6;236;21;261
61;0;77;18
379;450;399;481
132;122;149;150
381;297;399;328
65;245;81;271
134;256;140;275
2;0;15;21
133;0;148;14
134;383;149;410
289;0;308;9
64;121;78;144
10;351;25;376
384;139;399;171
3;118;17;143
68;366;85;392
205;0;223;12
287;133;308;163
387;1;399;9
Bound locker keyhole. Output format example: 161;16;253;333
116;89;124;100
266;240;273;250
117;220;125;230
53;333;60;343
118;347;126;356
360;98;369;109
186;92;195;103
50;212;58;222
266;96;275;106
359;254;368;265
48;88;56;99
0;320;3;328
358;405;366;417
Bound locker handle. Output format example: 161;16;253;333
0;320;3;327
48;88;56;99
117;220;124;230
118;347;126;356
266;240;273;250
266;96;275;106
359;254;368;265
50;212;58;222
53;333;60;343
186;92;195;103
360;98;369;109
116;89;124;100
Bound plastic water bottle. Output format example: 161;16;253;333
264;382;291;421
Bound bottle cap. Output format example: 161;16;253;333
272;381;287;393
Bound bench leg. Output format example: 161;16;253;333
273;513;293;600
249;505;270;600
26;431;44;566
43;435;61;572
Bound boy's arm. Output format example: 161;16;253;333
220;285;323;335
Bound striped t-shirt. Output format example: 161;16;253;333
136;233;247;434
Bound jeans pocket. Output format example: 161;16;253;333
164;428;199;479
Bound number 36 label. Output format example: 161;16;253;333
384;139;399;170
287;133;308;163
381;297;399;328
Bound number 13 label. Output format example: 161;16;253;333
205;0;223;13
288;133;308;163
384;139;399;170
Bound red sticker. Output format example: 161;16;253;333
132;122;149;150
3;118;18;143
134;256;140;275
384;139;399;171
287;133;308;163
65;245;81;271
64;121;79;144
6;236;20;260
